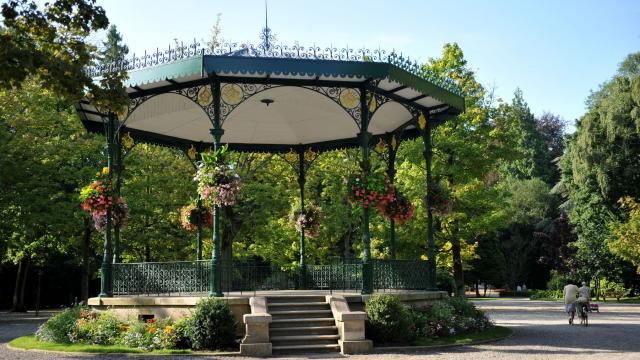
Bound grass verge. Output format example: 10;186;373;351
413;325;512;347
9;335;192;354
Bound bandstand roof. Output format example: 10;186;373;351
76;43;465;152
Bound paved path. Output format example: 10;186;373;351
2;299;640;359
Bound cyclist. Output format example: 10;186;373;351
579;281;591;312
563;282;579;324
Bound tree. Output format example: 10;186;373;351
560;51;640;292
0;0;107;101
0;80;104;311
420;43;521;296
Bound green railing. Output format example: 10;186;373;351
112;260;210;295
220;263;298;292
306;263;363;290
373;259;430;290
112;259;430;295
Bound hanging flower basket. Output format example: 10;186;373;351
289;203;324;238
423;182;452;217
378;189;415;224
347;172;395;209
92;197;130;232
194;145;243;207
79;167;129;232
179;203;213;232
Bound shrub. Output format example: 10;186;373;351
601;278;628;301
436;269;455;294
69;310;121;345
411;297;493;338
529;289;562;300
35;307;81;343
365;295;411;344
172;317;192;349
189;298;236;350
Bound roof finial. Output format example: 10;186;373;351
260;0;275;51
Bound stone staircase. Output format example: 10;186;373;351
267;295;340;354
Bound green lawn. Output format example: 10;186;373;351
413;326;512;347
9;335;193;354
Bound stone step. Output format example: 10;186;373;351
271;334;340;347
269;325;338;336
272;343;340;354
268;302;329;310
270;309;333;319
266;295;327;304
269;317;335;328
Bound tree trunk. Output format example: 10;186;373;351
12;256;30;312
475;279;480;297
220;206;243;291
451;238;465;297
144;244;151;262
80;217;92;303
446;155;465;297
483;282;488;297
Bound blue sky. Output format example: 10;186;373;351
98;0;639;130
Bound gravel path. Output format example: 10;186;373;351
2;299;640;359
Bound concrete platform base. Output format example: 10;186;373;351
339;339;373;354
240;342;272;356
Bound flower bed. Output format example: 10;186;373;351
365;295;495;346
33;298;237;352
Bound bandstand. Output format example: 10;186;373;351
79;40;464;355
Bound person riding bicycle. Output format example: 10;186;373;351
563;282;579;317
579;281;591;312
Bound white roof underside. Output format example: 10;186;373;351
78;68;451;147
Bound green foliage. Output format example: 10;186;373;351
365;295;412;344
0;0;108;101
529;290;562;300
546;270;569;291
411;298;493;339
436;269;456;294
609;197;640;272
601;278;628;301
188;298;236;350
560;51;640;284
35;307;81;344
172;318;192;350
71;311;121;345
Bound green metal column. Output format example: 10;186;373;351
112;137;123;264
297;149;307;289
209;80;223;297
421;114;436;290
386;133;397;260
196;195;203;261
360;87;373;294
99;113;116;297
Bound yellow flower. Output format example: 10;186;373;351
96;172;101;177
102;167;109;175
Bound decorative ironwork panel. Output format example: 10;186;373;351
219;83;276;124
87;39;462;97
306;264;363;290
219;263;298;292
112;260;210;296
373;260;430;290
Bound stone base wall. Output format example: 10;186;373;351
88;296;250;335
88;291;447;337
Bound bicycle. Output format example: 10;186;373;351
577;302;588;327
